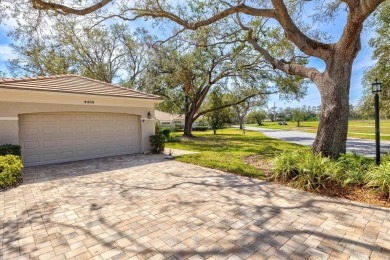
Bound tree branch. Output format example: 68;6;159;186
194;91;276;120
337;0;385;52
237;19;321;81
30;0;112;15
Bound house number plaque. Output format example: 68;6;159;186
84;100;95;104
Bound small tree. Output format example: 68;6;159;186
247;110;267;126
292;108;306;127
206;88;233;135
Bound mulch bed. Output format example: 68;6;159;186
243;155;390;208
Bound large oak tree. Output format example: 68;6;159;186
4;0;386;157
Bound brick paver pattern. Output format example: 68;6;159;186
1;155;390;260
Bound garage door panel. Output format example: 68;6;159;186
59;126;73;135
60;151;75;160
23;141;39;149
24;155;41;165
58;139;74;147
20;112;139;167
74;126;88;134
43;127;58;135
22;128;40;138
43;153;58;162
42;139;58;148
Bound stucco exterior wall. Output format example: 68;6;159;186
0;89;159;153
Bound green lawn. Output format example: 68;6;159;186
166;128;305;178
247;119;390;141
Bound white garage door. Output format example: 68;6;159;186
19;112;139;167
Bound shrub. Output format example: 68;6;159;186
0;155;23;189
150;134;165;154
159;128;171;139
192;126;208;131
0;144;21;157
366;162;390;199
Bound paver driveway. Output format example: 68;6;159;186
1;155;390;260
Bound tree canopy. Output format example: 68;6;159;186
358;2;390;119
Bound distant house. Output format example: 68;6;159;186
155;110;183;129
155;110;205;129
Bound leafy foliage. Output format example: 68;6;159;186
272;150;340;191
159;128;171;139
272;149;390;198
366;162;390;199
358;3;390;119
272;150;299;182
337;154;371;186
0;155;23;189
205;87;234;134
8;18;151;85
0;144;21;157
149;135;166;154
247;110;267;125
292;108;306;127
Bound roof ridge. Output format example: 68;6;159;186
0;74;74;83
0;74;162;100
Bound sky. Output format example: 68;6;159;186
0;2;379;110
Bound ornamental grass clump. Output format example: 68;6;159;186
272;150;342;191
337;153;371;186
294;151;341;191
272;150;300;182
365;162;390;200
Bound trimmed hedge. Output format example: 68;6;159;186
0;155;23;189
150;134;166;154
0;144;21;157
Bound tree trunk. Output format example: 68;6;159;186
213;129;216;135
312;62;352;158
183;114;194;137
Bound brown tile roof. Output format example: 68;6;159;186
0;74;162;100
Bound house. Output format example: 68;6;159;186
155;110;206;129
154;110;183;129
0;75;162;167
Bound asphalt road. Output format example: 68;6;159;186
242;126;390;157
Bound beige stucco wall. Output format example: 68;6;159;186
0;89;160;153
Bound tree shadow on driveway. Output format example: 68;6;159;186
2;156;390;259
